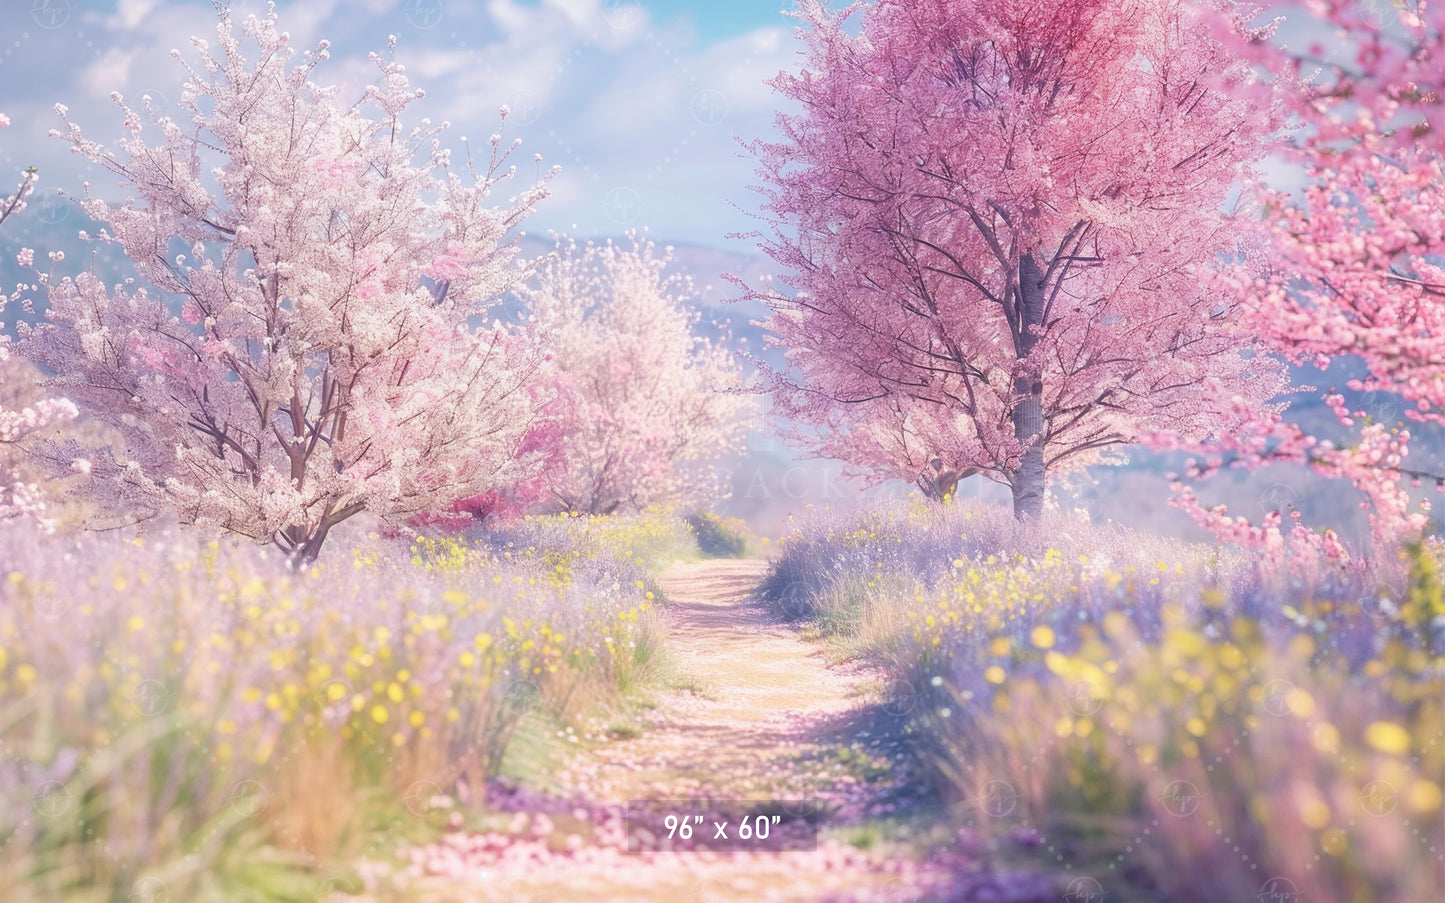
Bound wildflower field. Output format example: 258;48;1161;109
0;512;695;902
759;502;1445;902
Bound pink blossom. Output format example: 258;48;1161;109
1177;2;1445;552
428;241;470;282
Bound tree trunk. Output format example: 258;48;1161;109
287;521;331;569
1010;253;1047;520
917;461;980;502
281;501;365;567
1010;395;1045;518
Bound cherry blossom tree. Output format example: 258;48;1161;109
736;0;1286;519
523;236;751;515
1164;1;1442;550
1237;2;1442;435
20;8;557;563
1;114;75;525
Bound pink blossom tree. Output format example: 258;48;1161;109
20;9;557;563
2;114;76;525
1235;2;1443;439
1165;1;1442;550
524;236;752;515
736;0;1286;519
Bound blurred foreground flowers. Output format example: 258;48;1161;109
761;501;1445;903
0;512;674;902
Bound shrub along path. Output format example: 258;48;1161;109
375;559;972;902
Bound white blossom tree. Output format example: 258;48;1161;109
21;8;558;562
523;236;752;515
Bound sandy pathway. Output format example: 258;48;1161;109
383;559;956;903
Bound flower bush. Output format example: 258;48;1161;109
761;500;1445;902
0;520;661;902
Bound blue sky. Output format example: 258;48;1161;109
0;0;1348;255
0;0;804;250
637;0;788;37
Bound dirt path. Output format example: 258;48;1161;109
384;559;955;903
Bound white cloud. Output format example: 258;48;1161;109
82;48;141;99
404;48;475;80
702;27;792;113
0;0;798;246
111;0;160;30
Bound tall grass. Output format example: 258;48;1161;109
0;515;669;902
761;500;1445;902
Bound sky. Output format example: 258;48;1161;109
0;0;803;249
